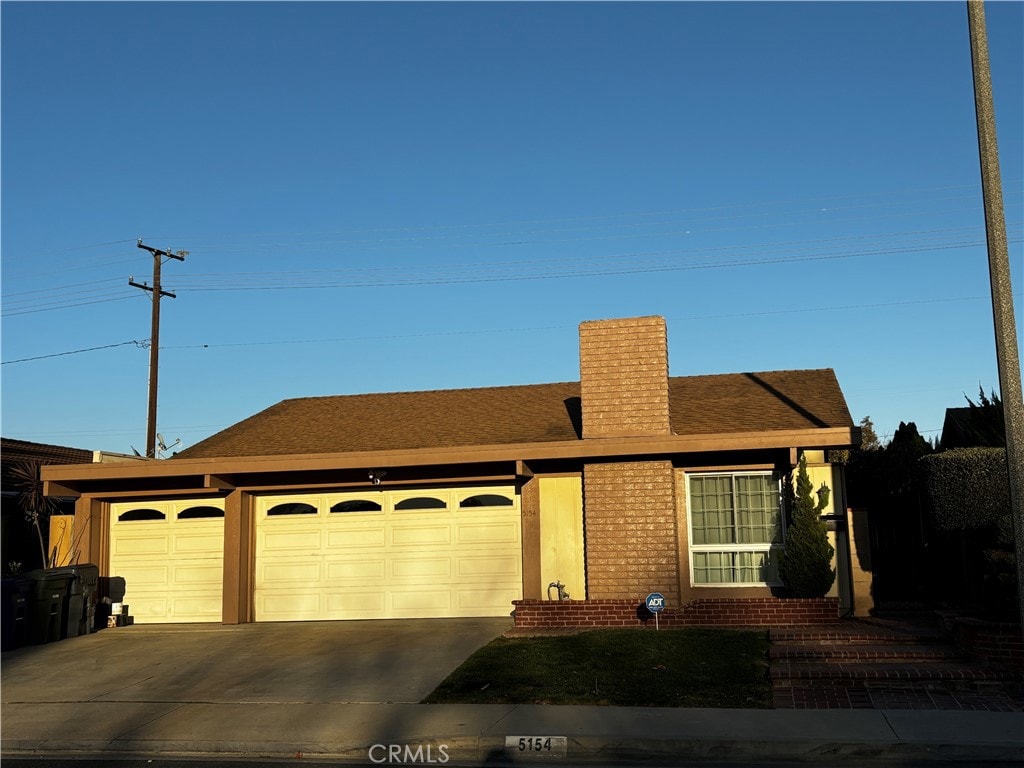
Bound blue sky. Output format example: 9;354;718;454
2;1;1022;455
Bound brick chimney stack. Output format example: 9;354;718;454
579;316;671;438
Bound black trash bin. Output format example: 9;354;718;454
1;577;31;651
61;564;100;639
25;568;76;645
74;564;99;636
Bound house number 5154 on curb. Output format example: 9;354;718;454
505;736;567;759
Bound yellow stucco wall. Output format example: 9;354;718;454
803;455;849;606
538;476;586;600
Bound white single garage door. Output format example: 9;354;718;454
254;486;522;621
109;500;225;623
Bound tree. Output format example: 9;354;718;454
859;416;881;451
777;455;835;598
7;459;60;569
883;421;933;498
963;386;1005;447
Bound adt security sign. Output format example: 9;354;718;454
645;592;666;629
645;592;666;613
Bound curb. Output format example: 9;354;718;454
5;736;1024;765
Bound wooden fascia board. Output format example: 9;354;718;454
205;474;236;491
42;481;81;499
41;426;856;489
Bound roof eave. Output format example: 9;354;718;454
42;426;858;497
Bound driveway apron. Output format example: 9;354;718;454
1;617;512;705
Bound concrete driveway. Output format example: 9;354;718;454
0;617;512;705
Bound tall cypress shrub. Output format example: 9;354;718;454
777;455;835;598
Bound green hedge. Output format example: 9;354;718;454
919;447;1010;542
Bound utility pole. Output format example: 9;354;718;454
130;240;187;459
966;0;1024;626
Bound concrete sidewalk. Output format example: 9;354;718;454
3;700;1023;764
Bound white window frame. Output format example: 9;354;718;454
686;471;785;587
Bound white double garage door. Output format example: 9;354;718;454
109;486;523;623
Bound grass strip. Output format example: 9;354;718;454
424;627;771;708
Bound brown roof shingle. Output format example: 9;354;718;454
174;369;851;460
1;438;93;486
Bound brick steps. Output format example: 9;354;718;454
770;617;1024;711
771;660;1022;685
769;643;961;661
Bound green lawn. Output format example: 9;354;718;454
423;627;772;708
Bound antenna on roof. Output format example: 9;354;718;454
155;434;181;458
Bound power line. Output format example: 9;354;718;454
173;238;1022;291
138;179;1022;242
160;293;1015;352
1;340;143;365
9;292;1010;364
0;294;141;318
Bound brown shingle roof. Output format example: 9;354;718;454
174;369;851;460
1;438;93;486
669;369;852;435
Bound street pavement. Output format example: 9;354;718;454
2;619;1022;765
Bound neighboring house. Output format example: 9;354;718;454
939;404;1005;449
2;438;93;571
42;316;860;626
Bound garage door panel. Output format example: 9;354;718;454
127;595;170;620
261;529;321;552
169;593;223;620
325;527;386;548
171;562;223;585
390;556;451;579
114;563;171;587
456;522;519;544
326;590;386;616
112;535;171;556
457;555;520;578
257;591;323;621
391;524;451;546
261;559;322;583
172;530;224;554
325;558;385;580
391;589;451;613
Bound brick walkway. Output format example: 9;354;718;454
770;616;1024;711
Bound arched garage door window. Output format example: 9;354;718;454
394;496;447;511
117;508;166;522
267;502;318;516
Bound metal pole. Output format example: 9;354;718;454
966;0;1024;626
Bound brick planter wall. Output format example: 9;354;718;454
512;597;839;629
952;617;1024;666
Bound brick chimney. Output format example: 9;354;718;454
579;316;671;438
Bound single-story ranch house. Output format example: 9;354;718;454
42;316;862;628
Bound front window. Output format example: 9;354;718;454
688;472;783;585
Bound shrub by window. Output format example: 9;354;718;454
117;508;166;522
178;506;225;520
267;502;317;516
